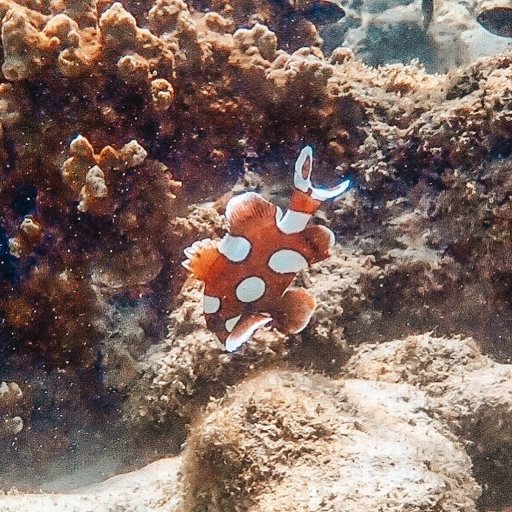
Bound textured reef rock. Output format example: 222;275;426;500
345;334;512;510
0;458;181;512
181;368;479;512
2;0;512;508
7;335;512;511
125;276;288;430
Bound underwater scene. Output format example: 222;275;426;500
2;0;512;510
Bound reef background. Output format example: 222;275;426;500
1;0;512;510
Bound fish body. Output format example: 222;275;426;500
477;7;512;37
183;146;350;352
275;0;345;25
302;0;345;25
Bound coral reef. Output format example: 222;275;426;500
0;458;181;511
2;0;512;506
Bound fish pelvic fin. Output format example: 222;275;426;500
302;224;336;264
272;288;316;334
225;313;272;352
182;238;220;281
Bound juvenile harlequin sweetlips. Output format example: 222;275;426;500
182;146;350;352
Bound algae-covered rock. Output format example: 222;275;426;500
5;334;512;510
181;369;479;511
345;334;512;510
345;334;512;445
0;458;181;512
125;279;288;427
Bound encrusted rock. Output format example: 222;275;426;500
345;334;512;455
181;369;479;511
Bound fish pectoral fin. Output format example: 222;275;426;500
225;192;278;233
272;288;316;334
302;225;335;264
182;238;220;281
225;313;272;352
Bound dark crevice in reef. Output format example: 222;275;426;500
473;444;512;512
9;183;37;216
489;136;512;161
2;127;17;177
287;329;352;377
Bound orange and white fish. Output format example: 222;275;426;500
182;146;350;352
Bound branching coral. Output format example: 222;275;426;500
61;135;149;215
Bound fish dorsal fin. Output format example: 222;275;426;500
225;192;279;233
225;313;272;352
182;238;219;281
272;288;316;334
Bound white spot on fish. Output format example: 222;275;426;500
268;249;308;274
219;234;251;262
204;295;221;314
235;276;266;303
277;210;311;234
225;314;242;333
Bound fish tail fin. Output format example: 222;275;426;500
292;146;350;212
